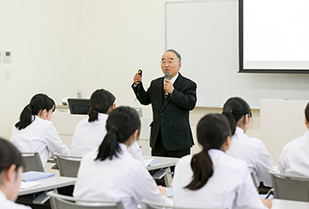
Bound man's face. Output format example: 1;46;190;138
161;51;181;79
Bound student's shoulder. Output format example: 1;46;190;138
220;154;248;172
0;201;31;209
282;134;305;152
175;155;192;169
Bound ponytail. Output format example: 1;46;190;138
88;109;99;122
185;149;213;190
185;114;231;190
96;127;121;161
95;106;140;161
88;89;115;122
15;94;55;130
15;104;33;130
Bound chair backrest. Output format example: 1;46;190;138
47;191;125;209
250;171;259;191
22;152;45;172
141;199;227;209
55;154;81;177
269;170;309;202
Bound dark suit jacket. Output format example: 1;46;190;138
132;73;197;151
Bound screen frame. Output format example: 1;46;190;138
67;98;90;115
238;0;309;74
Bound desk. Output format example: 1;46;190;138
145;156;179;187
272;199;309;209
19;176;76;196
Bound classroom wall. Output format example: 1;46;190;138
0;0;82;138
0;0;272;162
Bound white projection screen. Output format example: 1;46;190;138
240;0;309;73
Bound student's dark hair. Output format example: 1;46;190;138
95;106;140;161
165;49;182;61
0;138;25;175
185;114;231;190
305;102;309;122
15;93;56;130
222;97;252;128
88;89;115;122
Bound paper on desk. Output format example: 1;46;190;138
22;171;55;182
20;181;41;190
144;158;160;166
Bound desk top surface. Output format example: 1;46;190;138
144;156;179;171
19;176;76;196
272;199;309;209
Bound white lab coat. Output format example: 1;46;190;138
172;149;267;209
226;127;274;186
73;144;171;209
279;130;309;176
0;190;31;209
71;113;108;156
71;113;143;162
10;116;70;166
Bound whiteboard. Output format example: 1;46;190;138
166;1;309;108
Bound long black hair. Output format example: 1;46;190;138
185;114;233;190
95;106;140;161
0;138;25;174
15;94;55;130
88;89;115;122
222;97;252;130
305;102;309;122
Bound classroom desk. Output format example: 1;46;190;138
19;176;76;196
145;156;179;187
272;199;309;209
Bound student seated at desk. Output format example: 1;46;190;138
222;97;274;187
70;89;143;161
73;106;171;209
0;138;31;209
10;93;70;167
172;114;272;209
279;102;309;176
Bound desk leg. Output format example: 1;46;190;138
164;167;173;187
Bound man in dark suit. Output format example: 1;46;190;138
132;49;197;158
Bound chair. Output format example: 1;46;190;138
250;171;259;191
54;154;82;177
269;170;309;202
141;199;226;209
22;152;45;172
47;191;125;209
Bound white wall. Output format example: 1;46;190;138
0;0;82;138
0;0;274;161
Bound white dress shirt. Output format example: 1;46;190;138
226;127;274;186
172;150;267;209
0;190;31;209
10;116;70;166
279;130;309;176
73;144;171;209
71;113;143;162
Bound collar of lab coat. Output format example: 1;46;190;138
97;113;108;121
235;127;245;136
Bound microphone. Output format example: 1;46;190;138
164;72;170;97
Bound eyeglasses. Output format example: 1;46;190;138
160;60;179;65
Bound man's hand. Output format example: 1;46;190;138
133;73;142;85
164;79;174;94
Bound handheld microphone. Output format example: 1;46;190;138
164;72;170;80
164;72;170;97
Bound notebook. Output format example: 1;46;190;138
144;158;160;166
22;171;55;182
